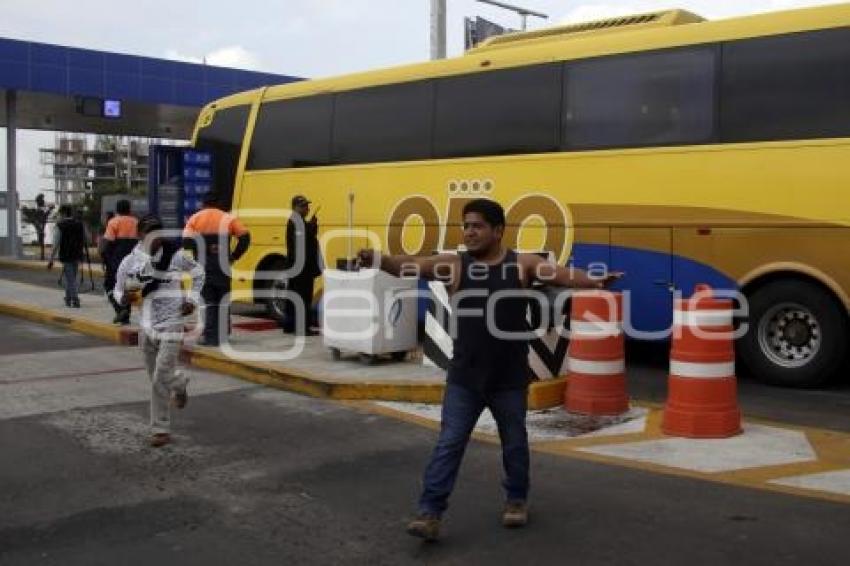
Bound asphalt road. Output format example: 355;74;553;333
3;265;849;433
1;314;850;565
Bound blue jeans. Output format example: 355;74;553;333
418;383;529;517
62;261;79;302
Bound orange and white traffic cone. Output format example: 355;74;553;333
662;284;742;438
565;291;629;416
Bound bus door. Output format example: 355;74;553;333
567;225;610;326
610;228;673;337
568;226;610;271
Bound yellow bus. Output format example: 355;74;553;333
191;4;850;387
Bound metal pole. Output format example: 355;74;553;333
126;137;131;191
475;0;548;29
5;90;19;258
347;191;355;266
430;0;447;60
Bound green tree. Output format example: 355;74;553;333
20;194;54;260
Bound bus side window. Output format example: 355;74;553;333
563;46;716;151
721;27;850;143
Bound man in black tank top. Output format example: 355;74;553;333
359;199;621;541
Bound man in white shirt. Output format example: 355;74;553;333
114;215;204;447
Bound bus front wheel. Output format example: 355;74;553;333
739;279;848;388
263;259;290;322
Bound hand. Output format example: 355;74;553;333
598;271;625;288
181;301;196;316
46;261;53;271
356;249;381;269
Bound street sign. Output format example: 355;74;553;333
464;16;515;50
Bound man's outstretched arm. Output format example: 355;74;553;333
357;249;460;284
520;254;623;289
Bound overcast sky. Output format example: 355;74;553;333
0;0;841;201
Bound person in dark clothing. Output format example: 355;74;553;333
47;205;86;308
182;193;251;347
283;194;322;336
358;199;622;542
101;199;139;324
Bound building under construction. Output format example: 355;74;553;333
38;134;151;206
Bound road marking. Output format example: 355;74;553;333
576;423;816;473
0;346;253;421
364;400;850;506
770;469;850;498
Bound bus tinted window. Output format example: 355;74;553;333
721;28;850;142
564;47;716;150
333;81;434;164
194;105;250;208
248;96;333;169
434;64;562;158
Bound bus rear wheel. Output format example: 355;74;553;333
739;279;849;388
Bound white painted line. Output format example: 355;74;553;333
670;360;735;379
769;469;850;497
428;281;451;312
674;310;733;327
577;424;817;473
568;357;625;375
425;313;454;358
571;321;622;337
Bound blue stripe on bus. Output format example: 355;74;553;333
570;242;737;335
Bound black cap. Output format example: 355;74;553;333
291;195;311;207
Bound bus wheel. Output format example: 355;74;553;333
264;259;289;322
739;279;848;388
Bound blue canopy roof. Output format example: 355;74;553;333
0;37;302;137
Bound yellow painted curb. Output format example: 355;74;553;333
186;347;564;408
0;301;137;345
529;377;567;410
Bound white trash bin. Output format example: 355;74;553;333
322;269;419;364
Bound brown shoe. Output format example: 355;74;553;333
149;433;172;448
502;501;528;528
406;513;440;542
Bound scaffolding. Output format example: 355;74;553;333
39;133;151;205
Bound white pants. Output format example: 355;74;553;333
141;329;188;434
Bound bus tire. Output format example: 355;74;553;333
262;258;290;323
739;279;849;388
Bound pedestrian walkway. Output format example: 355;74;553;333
0;276;565;407
0;256;105;277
